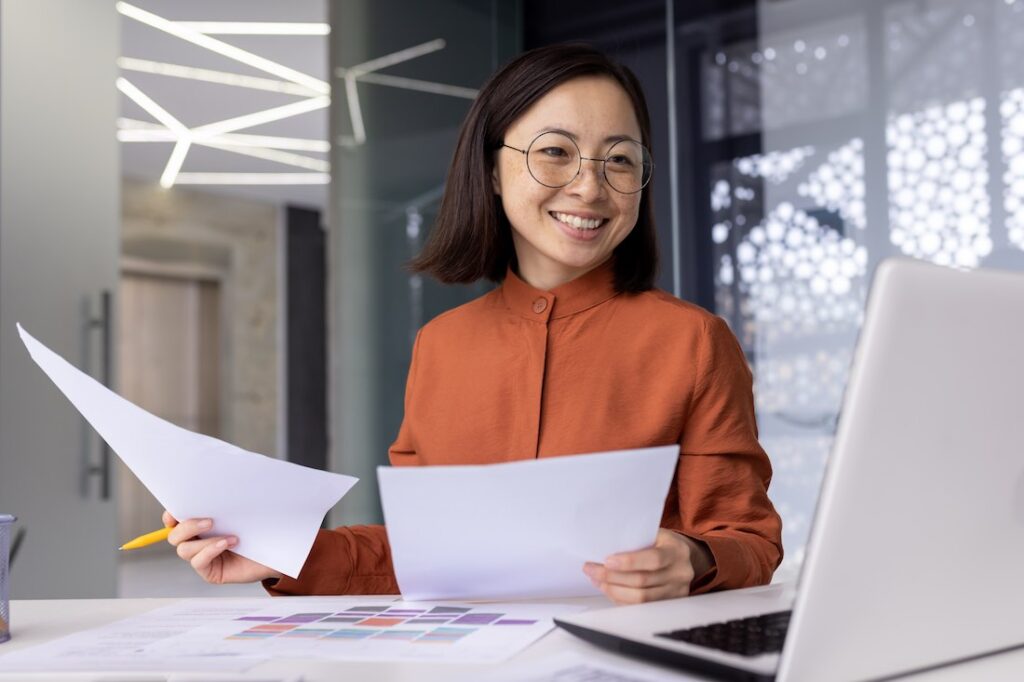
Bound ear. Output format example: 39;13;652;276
491;164;502;196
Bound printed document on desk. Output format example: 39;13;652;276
0;599;265;673
379;446;679;600
17;324;357;578
0;597;584;671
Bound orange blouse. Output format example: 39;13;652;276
267;260;783;597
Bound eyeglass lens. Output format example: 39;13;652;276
525;131;651;194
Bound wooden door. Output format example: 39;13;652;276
117;271;221;543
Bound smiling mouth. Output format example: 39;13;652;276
550;211;607;230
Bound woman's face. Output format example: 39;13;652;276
493;76;644;290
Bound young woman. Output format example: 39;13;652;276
165;44;783;605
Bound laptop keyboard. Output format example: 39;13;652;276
655;610;791;657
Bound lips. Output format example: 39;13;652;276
549;211;607;230
549;212;605;242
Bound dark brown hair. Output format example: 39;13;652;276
409;43;658;292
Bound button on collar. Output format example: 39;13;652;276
532;298;548;314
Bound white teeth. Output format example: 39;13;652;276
553;212;604;230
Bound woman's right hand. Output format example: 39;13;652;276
163;510;283;585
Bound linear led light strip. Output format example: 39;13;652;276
118;57;319;97
118;118;330;153
118;120;329;172
116;2;330;95
118;77;329;185
201;141;329;173
356;72;477;100
174;22;330;35
191;96;329;139
175;173;329;185
116;77;191;187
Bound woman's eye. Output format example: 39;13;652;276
540;147;569;157
607;155;634;167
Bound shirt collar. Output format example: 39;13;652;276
500;259;619;321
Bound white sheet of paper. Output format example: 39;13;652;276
378;446;679;600
17;324;357;578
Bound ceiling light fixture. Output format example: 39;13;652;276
160;139;192;188
174;173;329;185
341;74;366;146
118;78;328;187
173;21;330;35
331;38;478;146
117;57;319;97
355;72;477;99
117;77;194;187
204;132;329;153
116;2;330;95
118;119;330;152
191;96;330;138
117;10;473;187
200;142;329;172
119;129;329;171
116;77;189;136
343;38;446;78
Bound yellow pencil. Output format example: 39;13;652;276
119;526;172;550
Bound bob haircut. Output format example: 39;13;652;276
409;43;658;293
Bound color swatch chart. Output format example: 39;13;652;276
143;597;584;663
229;603;540;644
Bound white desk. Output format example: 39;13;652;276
1;597;1022;681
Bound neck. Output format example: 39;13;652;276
515;259;608;292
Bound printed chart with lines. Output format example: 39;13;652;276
140;597;582;663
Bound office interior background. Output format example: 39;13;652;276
2;0;1022;599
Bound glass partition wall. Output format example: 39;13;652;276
326;0;520;527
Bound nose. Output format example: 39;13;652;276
566;158;607;202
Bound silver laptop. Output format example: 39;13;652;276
556;258;1024;681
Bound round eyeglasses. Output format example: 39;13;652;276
500;131;653;195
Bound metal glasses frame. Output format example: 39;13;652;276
499;131;653;194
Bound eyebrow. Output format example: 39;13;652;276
533;126;639;145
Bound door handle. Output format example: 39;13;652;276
84;289;112;501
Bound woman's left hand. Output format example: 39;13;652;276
583;528;714;605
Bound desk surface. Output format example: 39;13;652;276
1;597;1022;681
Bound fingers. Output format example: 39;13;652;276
604;545;673;572
586;562;675;590
604;530;692;572
161;510;178;528
600;580;685;605
585;561;691;604
187;536;238;574
584;531;698;604
167;518;213;546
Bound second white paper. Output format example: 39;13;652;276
378;446;679;601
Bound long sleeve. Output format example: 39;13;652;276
264;525;396;595
264;334;425;596
670;315;783;594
